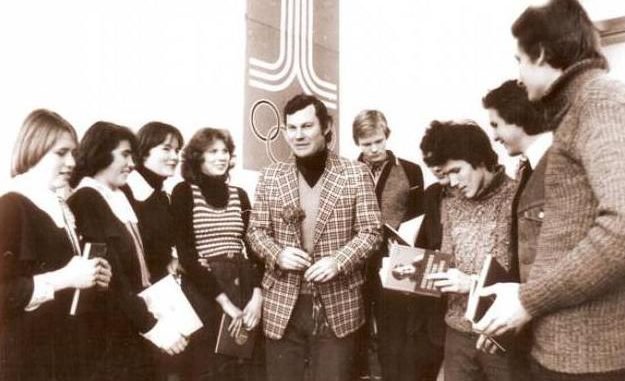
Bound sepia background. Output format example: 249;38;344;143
0;0;624;196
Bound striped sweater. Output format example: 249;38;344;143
191;184;245;258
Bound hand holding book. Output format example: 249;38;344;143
427;268;473;294
472;282;532;340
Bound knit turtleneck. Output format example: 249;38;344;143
137;166;165;191
197;173;229;208
295;149;328;187
538;58;609;131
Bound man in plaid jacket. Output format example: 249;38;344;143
248;94;382;381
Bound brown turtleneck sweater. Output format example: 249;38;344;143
519;58;625;373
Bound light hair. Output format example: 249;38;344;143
352;109;390;144
11;109;77;177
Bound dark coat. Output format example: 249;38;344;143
68;187;157;381
0;193;79;381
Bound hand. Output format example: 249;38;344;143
91;258;112;289
242;288;263;330
304;257;339;283
55;256;110;290
277;247;312;271
427;268;472;293
217;293;244;338
143;319;189;355
476;334;504;354
472;283;532;338
162;332;188;356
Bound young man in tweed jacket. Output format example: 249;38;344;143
247;94;382;381
475;0;625;379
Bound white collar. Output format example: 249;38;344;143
75;177;138;224
126;170;155;202
524;132;553;168
5;172;66;228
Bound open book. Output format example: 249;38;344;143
380;238;453;298
139;275;203;337
465;254;515;351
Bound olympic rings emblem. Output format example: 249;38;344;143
250;99;286;163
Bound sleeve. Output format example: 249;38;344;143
246;168;285;272
401;160;425;221
238;188;263;287
520;97;625;317
68;188;157;333
24;276;55;311
0;194;37;315
439;198;454;259
171;183;223;300
415;185;443;250
332;163;383;274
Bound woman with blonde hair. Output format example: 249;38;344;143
0;109;112;381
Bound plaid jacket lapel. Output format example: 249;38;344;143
313;153;346;247
277;163;303;245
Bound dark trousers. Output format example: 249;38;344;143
265;295;356;381
376;291;444;381
444;327;521;381
530;357;625;381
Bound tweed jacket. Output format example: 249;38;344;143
518;59;625;373
516;153;547;283
247;151;382;339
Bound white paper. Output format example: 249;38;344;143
139;275;203;337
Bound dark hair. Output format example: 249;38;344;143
11;109;77;177
512;0;603;70
181;127;235;183
352;109;391;144
283;94;333;143
70;121;138;187
420;120;498;171
136;121;184;167
482;80;544;135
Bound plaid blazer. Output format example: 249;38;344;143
247;151;382;339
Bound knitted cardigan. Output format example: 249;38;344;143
519;58;625;373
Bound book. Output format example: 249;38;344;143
69;242;107;315
215;313;258;359
383;223;411;246
383;218;423;247
139;274;203;337
465;254;516;351
380;242;453;297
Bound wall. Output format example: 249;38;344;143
1;1;624;193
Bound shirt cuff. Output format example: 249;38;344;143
25;275;55;311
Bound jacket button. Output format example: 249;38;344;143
538;211;544;219
234;277;240;286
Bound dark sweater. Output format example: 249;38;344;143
125;168;174;282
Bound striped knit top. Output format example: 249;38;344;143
191;184;244;258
